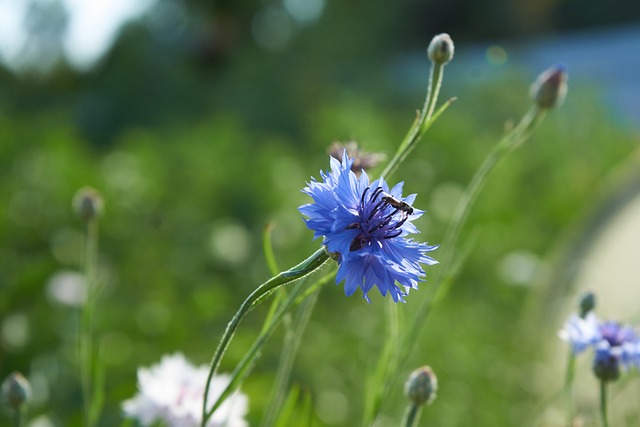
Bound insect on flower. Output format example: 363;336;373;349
381;193;415;215
299;151;437;303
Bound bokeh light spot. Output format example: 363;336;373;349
252;6;293;51
430;182;464;223
135;301;172;337
486;45;508;66
496;249;540;286
284;0;325;24
9;190;43;227
100;332;133;365
208;220;252;265
45;270;86;307
316;390;349;425
1;312;30;351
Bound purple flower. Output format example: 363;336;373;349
560;312;640;380
299;152;437;302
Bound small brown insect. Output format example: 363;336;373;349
382;195;414;215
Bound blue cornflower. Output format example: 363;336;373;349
560;312;640;380
299;152;437;303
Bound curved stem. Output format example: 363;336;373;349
207;272;334;418
201;248;330;426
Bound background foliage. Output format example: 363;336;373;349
1;1;639;426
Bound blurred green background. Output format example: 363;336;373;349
1;0;640;426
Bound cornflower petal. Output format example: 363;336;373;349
558;312;601;354
299;151;438;302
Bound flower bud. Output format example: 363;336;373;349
73;186;104;221
404;366;437;406
1;372;31;409
578;291;596;318
328;141;386;175
592;343;620;382
530;64;568;109
427;34;454;65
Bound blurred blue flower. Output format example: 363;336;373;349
560;312;640;380
559;312;601;354
299;152;437;302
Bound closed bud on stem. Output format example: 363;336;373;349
329;141;386;176
578;291;596;318
427;33;454;65
593;344;620;382
1;372;31;410
73;186;104;221
530;64;568;109
404;366;437;406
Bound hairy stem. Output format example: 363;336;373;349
201;248;330;426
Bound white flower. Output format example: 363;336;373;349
122;353;248;427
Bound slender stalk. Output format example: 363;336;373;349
599;380;609;427
207;272;334;418
371;106;547;421
13;407;24;427
408;106;545;349
260;288;321;427
201;248;330;427
368;58;450;426
564;350;576;426
381;61;446;180
363;298;400;426
402;403;422;427
79;217;100;427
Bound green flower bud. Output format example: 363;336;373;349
530;64;568;110
73;186;104;221
404;366;437;406
593;345;620;383
427;34;454;65
578;291;596;318
1;372;31;409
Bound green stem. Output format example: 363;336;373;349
201;248;330;427
564;350;576;426
402;403;422;427
207;272;334;418
79;217;100;427
369;106;546;421
260;288;321;427
381;61;445;180
13;407;24;427
600;380;609;427
367;59;448;426
363;298;400;426
409;106;545;346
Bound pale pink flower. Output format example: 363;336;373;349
122;353;248;427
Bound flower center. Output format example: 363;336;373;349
600;322;637;347
348;186;413;252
